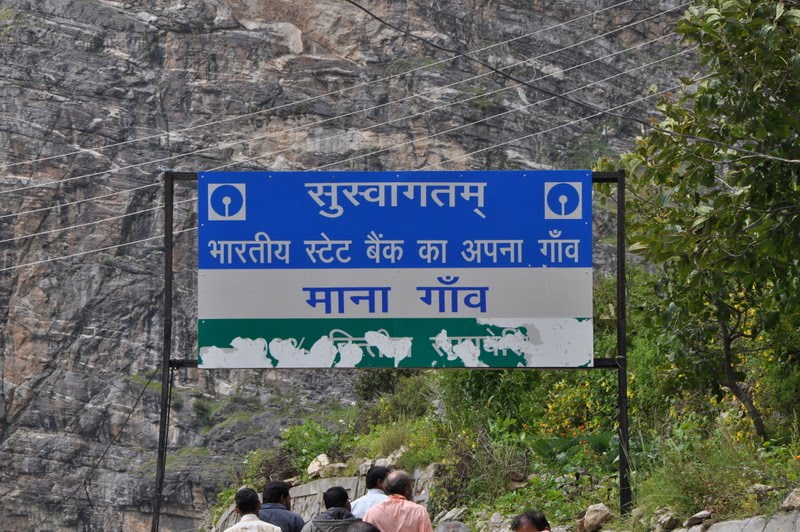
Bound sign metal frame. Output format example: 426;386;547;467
150;170;630;531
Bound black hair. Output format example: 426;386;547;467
383;470;412;496
323;486;350;509
511;511;550;531
347;523;382;532
235;487;261;515
365;465;391;489
263;481;291;503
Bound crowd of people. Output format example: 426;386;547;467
223;466;551;532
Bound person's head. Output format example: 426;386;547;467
347;522;382;532
263;481;292;509
365;465;391;491
234;487;261;516
383;470;413;499
323;486;350;510
511;511;550;532
435;521;470;532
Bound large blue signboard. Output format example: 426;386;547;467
198;170;593;368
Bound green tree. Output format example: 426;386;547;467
621;0;800;440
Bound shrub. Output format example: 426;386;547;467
282;420;339;474
398;416;448;471
241;447;295;488
355;372;433;431
635;421;800;519
354;369;401;401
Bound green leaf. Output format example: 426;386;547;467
757;24;776;38
786;8;800;22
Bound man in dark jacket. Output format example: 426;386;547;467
260;481;305;532
301;486;361;532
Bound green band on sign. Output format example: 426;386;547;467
198;317;592;369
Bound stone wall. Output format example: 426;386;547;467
215;464;441;530
675;512;799;532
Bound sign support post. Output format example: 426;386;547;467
152;171;197;532
592;170;630;514
616;170;631;514
151;171;173;532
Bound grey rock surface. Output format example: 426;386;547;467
584;503;614;531
434;507;468;526
781;488;800;511
652;507;680;532
0;0;693;529
705;512;799;532
684;510;711;527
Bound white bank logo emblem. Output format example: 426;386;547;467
208;183;246;221
544;182;582;220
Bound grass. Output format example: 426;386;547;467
126;373;162;394
634;424;800;521
383;57;442;77
165;446;211;469
212;411;258;432
193;393;263;429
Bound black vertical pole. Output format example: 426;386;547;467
152;172;174;531
616;170;632;514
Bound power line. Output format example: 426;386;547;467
0;0;635;173
212;37;685;171
307;47;696;171
2;33;681;245
422;80;709;170
342;0;689;127
344;0;800;165
0;183;159;221
0;198;194;245
0;15;683;221
82;366;161;508
1;81;705;274
0;227;196;273
211;35;677;170
0;1;664;199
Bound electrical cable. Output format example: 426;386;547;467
23;368;161;530
82;365;159;507
1;31;678;245
214;32;676;171
306;47;695;171
0;198;194;245
2;34;684;245
421;80;709;170
0;227;196;273
0;21;683;223
0;80;706;273
0;2;670;199
0;0;636;172
1;3;647;160
343;0;688;128
344;0;800;165
0;183;160;222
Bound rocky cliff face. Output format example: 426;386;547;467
0;1;693;529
